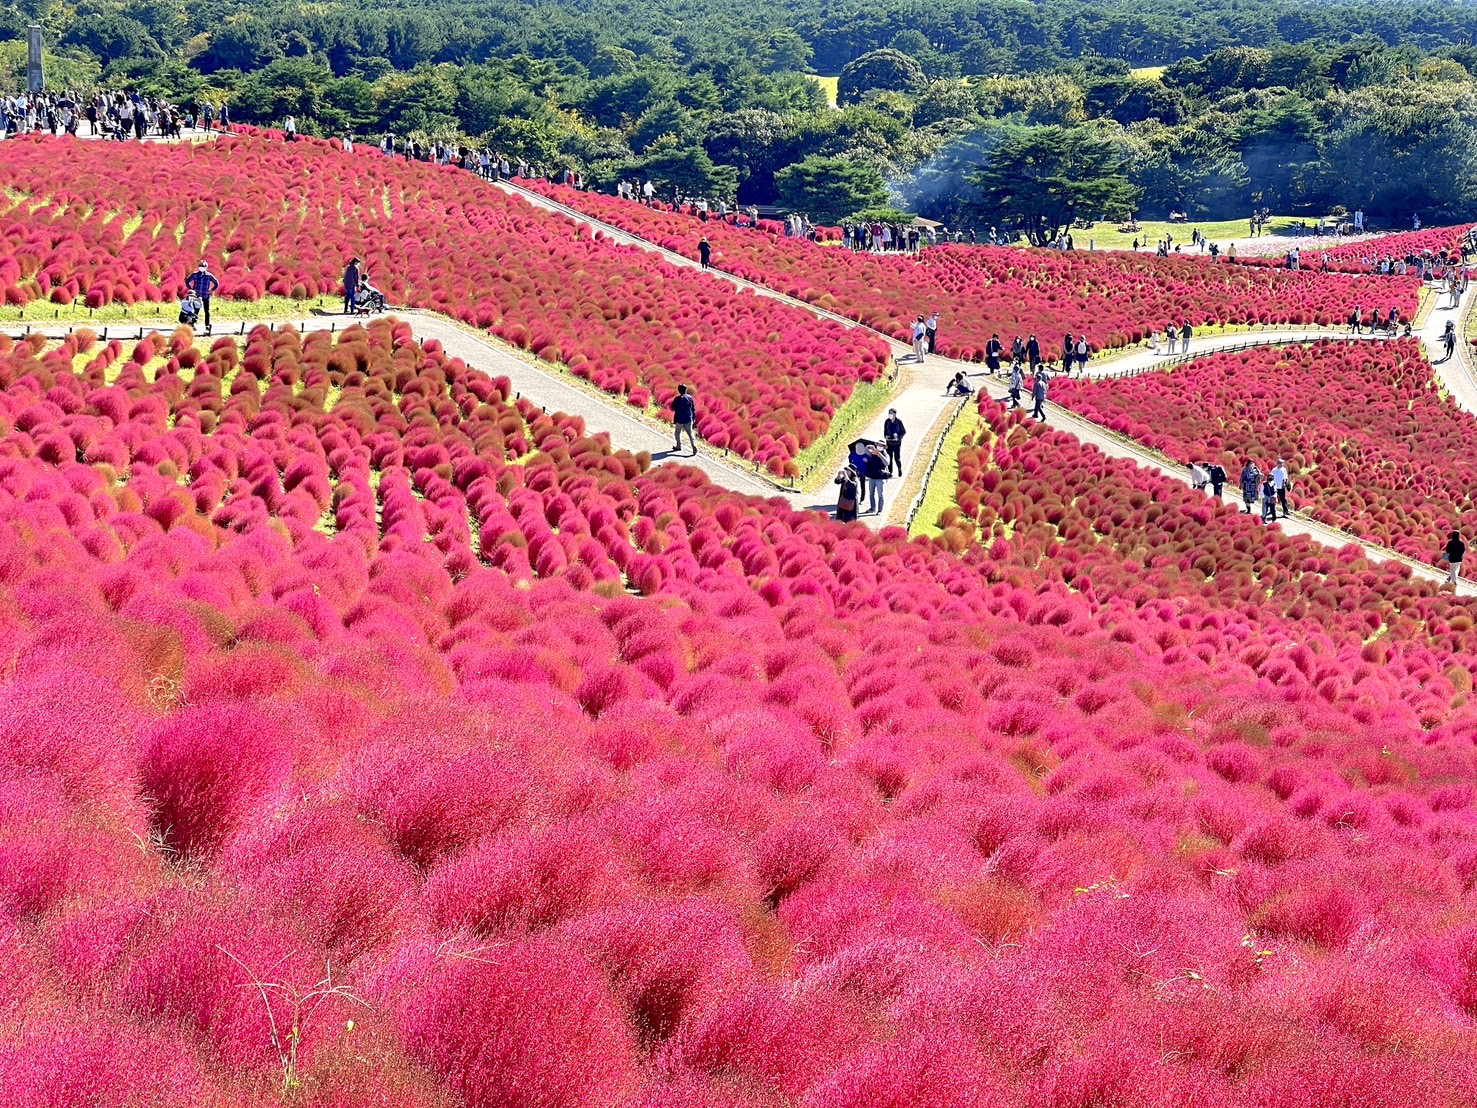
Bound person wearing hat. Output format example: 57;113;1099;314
183;260;220;334
883;409;905;476
344;257;361;314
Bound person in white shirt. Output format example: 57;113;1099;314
1188;463;1209;490
912;316;928;363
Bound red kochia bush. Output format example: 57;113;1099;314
398;940;639;1108
138;702;299;857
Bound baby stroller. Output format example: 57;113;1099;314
352;279;387;315
178;294;203;326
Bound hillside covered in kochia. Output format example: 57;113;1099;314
19;0;1477;221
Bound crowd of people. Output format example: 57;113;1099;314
833;409;907;523
0;89;230;141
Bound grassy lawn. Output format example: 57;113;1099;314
808;74;840;107
0;293;343;327
908;409;978;539
1130;65;1166;80
1065;215;1310;251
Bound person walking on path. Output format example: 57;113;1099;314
1062;333;1074;375
1444;320;1457;361
883;409;905;476
343;257;361;315
183;260;220;334
1026;334;1041;370
1208;461;1226;498
1181;322;1193;354
1074;336;1090;375
284;115;297;142
986;333;1003;374
672;384;697;454
1240;460;1262;514
1444;529;1466;586
1271;460;1291;518
834;465;860;523
698;237;711;270
912;316;928;363
1349;306;1362;335
1009;361;1024;409
1261;476;1277;523
926;312;939;355
865;445;888;515
1189;462;1209;490
1030;368;1049;420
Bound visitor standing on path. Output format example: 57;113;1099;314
986;333;1003;374
343;257;361;315
1271;460;1291;518
1030;368;1048;420
1444;529;1466;586
926;312;939;355
1074;336;1090;375
865;446;888;515
912;316;928;363
1181;322;1193;354
1261;477;1277;523
698;237;711;270
1062;333;1074;375
672;385;697;455
1008;362;1024;409
1208;462;1226;498
1240;460;1262;514
1026;334;1041;370
183;260;219;335
834;465;859;523
883;409;905;476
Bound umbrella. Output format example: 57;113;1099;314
848;438;882;454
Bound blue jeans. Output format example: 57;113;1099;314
868;477;885;514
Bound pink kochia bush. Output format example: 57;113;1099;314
0;134;890;473
11;321;1477;1104
523;180;1422;355
1053;338;1475;561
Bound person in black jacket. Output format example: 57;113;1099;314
834;466;860;522
672;385;697;454
883;410;905;476
1207;462;1226;498
343;258;361;315
1026;334;1041;370
865;445;888;515
1445;530;1466;586
698;237;711;270
985;333;1003;374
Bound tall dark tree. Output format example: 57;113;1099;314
774;154;889;222
973;126;1138;243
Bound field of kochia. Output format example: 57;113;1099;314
4;132;1477;1108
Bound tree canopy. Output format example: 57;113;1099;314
974;126;1139;242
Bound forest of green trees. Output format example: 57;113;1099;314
6;0;1477;225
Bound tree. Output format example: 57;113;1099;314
972;126;1138;244
774;154;889;222
837;48;925;106
634;145;738;200
913;79;978;126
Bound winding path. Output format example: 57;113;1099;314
494;181;1477;594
